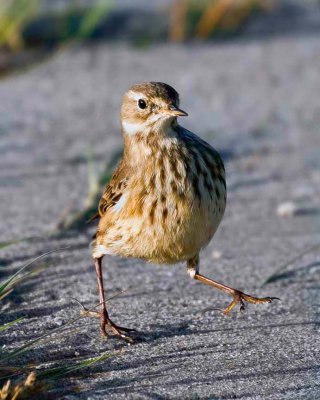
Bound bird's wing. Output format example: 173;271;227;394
98;161;129;217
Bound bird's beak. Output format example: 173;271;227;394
161;105;188;117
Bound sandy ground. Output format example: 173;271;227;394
1;32;320;399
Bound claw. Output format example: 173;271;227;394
268;297;280;302
239;299;246;312
194;273;279;318
108;320;135;343
72;297;136;342
223;291;280;316
97;310;136;343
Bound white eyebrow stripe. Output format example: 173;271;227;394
127;90;146;101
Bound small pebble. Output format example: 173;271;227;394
276;201;298;217
212;250;222;260
53;318;63;327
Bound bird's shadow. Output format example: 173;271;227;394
121;320;193;344
131;318;320;344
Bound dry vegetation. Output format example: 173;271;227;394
169;0;275;41
0;242;114;398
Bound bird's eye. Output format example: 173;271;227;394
138;99;147;109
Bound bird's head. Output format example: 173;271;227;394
120;82;188;136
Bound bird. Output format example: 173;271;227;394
89;81;278;341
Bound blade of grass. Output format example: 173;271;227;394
76;0;113;40
195;0;234;39
38;351;113;380
0;240;22;250
56;147;122;231
0;287;130;363
1;349;115;382
0;264;48;300
0;247;69;296
0;288;13;301
0;238;32;250
0;317;23;333
0;0;40;51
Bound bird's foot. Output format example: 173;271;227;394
218;290;280;316
100;310;136;343
81;308;136;343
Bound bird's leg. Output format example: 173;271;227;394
92;257;135;342
187;256;279;315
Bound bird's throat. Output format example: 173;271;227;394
122;116;177;137
123;119;180;164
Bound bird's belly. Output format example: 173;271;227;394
94;192;225;264
163;199;224;262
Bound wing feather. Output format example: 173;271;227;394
98;161;129;217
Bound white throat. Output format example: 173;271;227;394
121;120;144;136
122;116;176;137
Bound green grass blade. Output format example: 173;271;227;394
39;352;112;379
77;0;113;39
0;238;30;250
56;147;122;231
0;288;129;363
0;317;23;333
0;325;79;363
0;247;69;296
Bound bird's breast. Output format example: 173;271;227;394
94;133;226;263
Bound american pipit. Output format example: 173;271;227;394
89;82;278;341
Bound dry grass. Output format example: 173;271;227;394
0;0;40;51
169;0;276;41
0;0;113;52
0;243;114;397
54;147;122;232
0;372;48;400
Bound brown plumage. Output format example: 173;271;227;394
89;82;278;341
